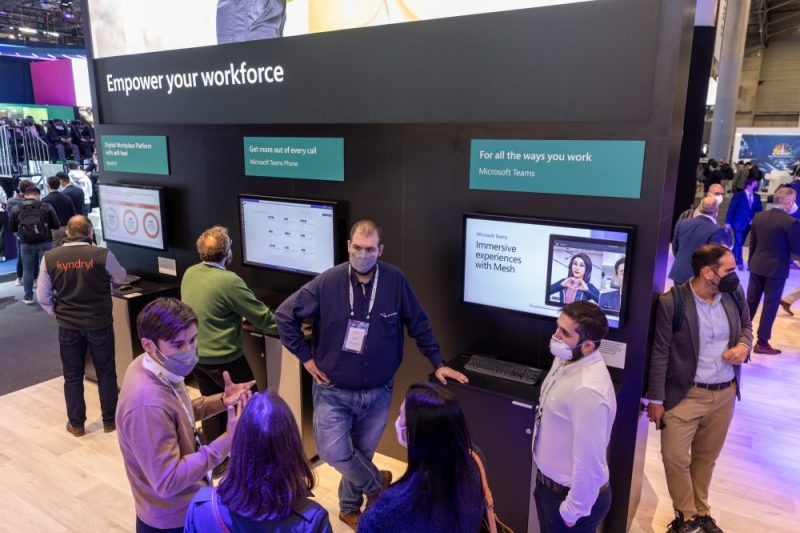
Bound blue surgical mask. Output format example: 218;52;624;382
350;249;378;274
153;346;198;376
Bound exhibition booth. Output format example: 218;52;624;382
83;1;695;530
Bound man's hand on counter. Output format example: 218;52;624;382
435;365;469;385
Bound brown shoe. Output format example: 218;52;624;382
753;343;781;355
338;511;361;530
365;470;393;508
66;421;85;437
103;423;116;433
780;300;794;316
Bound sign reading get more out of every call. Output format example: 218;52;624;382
244;137;344;181
101;135;169;175
469;139;645;199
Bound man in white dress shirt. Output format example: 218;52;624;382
532;301;617;532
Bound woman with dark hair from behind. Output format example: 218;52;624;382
184;390;332;532
357;382;483;532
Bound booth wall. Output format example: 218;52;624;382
87;1;695;530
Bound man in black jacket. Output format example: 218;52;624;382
648;244;751;533
9;186;60;304
746;186;800;354
37;215;126;436
41;175;76;245
58;172;85;216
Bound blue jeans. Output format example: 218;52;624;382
312;381;393;513
59;325;118;427
21;241;51;299
534;479;611;533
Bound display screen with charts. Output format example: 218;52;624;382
98;183;166;250
462;213;632;328
239;195;337;276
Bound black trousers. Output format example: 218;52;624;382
193;356;255;443
747;273;787;344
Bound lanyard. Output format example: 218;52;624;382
348;264;379;321
153;368;213;485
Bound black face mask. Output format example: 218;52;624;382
713;270;740;293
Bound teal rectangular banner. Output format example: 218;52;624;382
101;135;169;175
469;139;645;199
244;137;344;181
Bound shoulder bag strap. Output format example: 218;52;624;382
212;488;233;533
470;449;498;533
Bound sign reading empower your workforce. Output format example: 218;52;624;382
101;135;169;175
244;137;344;181
469;139;645;199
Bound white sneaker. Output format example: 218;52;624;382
22;298;34;305
15;278;22;286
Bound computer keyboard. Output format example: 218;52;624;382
464;355;542;386
125;274;141;284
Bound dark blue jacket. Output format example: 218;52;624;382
725;191;762;231
276;262;443;390
669;215;727;284
61;184;85;216
41;191;76;226
358;469;484;533
184;487;332;533
749;208;800;279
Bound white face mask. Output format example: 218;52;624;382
789;202;798;215
714;194;724;206
549;336;584;361
394;416;408;448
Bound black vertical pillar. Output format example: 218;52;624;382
673;25;716;228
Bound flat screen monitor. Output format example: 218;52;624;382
462;213;632;328
98;183;166;250
239;195;336;276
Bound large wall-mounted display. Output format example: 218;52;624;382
733;127;800;174
239;195;337;276
99;183;166;251
87;0;658;125
463;214;631;328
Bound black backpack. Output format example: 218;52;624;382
670;284;744;333
17;202;51;244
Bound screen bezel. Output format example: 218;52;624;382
98;182;167;251
238;193;338;277
461;212;633;328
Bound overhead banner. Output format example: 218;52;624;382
469;139;645;199
101;135;169;175
89;0;659;125
244;137;344;181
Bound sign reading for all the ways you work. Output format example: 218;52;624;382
469;139;645;199
101;135;169;175
244;137;344;181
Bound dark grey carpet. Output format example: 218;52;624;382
0;279;64;395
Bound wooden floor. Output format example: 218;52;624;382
1;279;799;532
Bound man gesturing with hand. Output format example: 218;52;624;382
276;220;467;530
116;298;253;533
647;244;752;533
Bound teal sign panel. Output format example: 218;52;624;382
244;137;344;181
101;135;169;175
469;139;645;199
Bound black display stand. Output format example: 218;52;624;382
431;355;540;533
85;279;178;387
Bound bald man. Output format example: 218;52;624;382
670;197;728;284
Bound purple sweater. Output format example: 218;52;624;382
116;356;230;529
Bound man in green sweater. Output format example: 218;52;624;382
181;225;276;454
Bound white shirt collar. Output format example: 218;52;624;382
142;353;184;384
202;261;226;270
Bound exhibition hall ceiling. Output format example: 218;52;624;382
749;0;800;46
0;0;83;46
